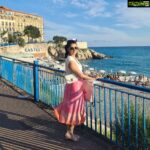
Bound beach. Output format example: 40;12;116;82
1;52;150;88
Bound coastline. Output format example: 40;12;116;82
89;46;150;77
1;53;149;88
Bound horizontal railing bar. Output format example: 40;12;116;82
0;55;33;66
98;78;150;93
1;55;149;150
38;65;65;73
1;55;149;93
94;84;150;100
38;69;65;77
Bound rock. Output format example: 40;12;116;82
57;48;65;58
47;45;111;61
90;49;106;59
77;49;87;60
83;49;92;59
48;47;58;57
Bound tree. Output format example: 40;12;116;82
53;36;67;46
13;31;22;38
0;31;7;37
0;31;8;44
8;34;16;44
13;31;23;44
24;25;41;43
47;40;53;44
18;37;25;47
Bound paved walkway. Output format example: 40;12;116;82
0;78;120;150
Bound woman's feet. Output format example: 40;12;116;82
65;132;80;142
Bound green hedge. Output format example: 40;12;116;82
113;103;150;149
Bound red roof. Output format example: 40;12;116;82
0;6;12;11
0;6;42;18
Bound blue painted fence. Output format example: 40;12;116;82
0;55;150;150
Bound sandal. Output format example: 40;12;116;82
73;134;80;139
65;132;80;142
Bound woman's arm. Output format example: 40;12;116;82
68;61;95;80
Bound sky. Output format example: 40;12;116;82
1;0;150;46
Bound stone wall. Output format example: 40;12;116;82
77;42;88;49
0;43;48;58
62;41;88;49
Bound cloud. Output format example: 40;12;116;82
115;23;140;29
43;0;150;46
44;19;150;46
74;23;150;46
52;0;64;4
76;23;129;37
71;0;87;8
71;0;111;17
44;20;74;32
115;2;150;29
44;20;77;40
75;23;134;46
65;12;78;18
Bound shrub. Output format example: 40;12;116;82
18;38;25;47
113;103;150;149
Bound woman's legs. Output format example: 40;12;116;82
66;125;74;136
65;125;79;141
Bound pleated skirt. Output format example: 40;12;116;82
53;80;86;125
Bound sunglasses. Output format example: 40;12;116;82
69;46;78;50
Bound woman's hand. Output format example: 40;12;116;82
94;74;102;79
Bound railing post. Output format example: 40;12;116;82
33;60;39;102
12;59;15;84
0;56;2;78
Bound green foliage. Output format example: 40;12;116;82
8;32;22;44
0;31;8;43
24;25;41;42
18;37;25;47
8;34;16;44
0;30;7;37
7;32;25;47
113;103;150;149
47;40;53;44
13;31;22;37
53;36;67;44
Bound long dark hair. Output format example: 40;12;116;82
65;39;77;58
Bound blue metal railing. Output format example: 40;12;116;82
0;43;17;47
0;55;150;150
0;56;34;95
0;42;47;47
86;79;150;150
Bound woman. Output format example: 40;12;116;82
53;39;96;141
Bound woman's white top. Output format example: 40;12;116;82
65;56;82;75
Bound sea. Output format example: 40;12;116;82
81;46;150;77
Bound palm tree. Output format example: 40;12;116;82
13;31;23;44
0;31;8;46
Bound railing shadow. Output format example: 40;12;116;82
0;112;32;130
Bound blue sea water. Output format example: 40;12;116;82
81;46;150;77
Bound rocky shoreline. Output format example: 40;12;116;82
48;45;112;61
1;43;149;88
1;51;150;88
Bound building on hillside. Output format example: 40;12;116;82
77;42;88;49
0;6;44;42
63;41;88;49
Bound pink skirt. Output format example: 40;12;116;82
53;79;93;125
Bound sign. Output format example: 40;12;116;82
128;0;150;7
25;48;41;53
